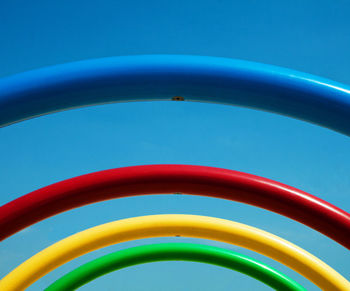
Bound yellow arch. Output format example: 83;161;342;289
0;215;349;290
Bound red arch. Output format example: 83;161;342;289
1;164;349;248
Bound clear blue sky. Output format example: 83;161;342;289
0;1;350;290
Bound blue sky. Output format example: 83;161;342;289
0;1;350;290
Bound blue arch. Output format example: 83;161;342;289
0;55;350;135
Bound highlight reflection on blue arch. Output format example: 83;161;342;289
0;55;350;135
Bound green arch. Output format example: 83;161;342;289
45;243;305;291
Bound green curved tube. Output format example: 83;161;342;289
45;243;306;291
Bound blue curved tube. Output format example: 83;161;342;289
0;55;350;135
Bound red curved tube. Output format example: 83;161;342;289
1;165;349;248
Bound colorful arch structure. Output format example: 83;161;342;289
1;55;350;135
1;56;350;290
45;243;306;291
0;215;349;291
1;165;350;249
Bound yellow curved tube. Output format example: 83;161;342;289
0;215;349;290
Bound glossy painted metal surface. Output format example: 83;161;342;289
0;55;350;135
1;215;349;291
45;243;306;291
1;165;349;249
